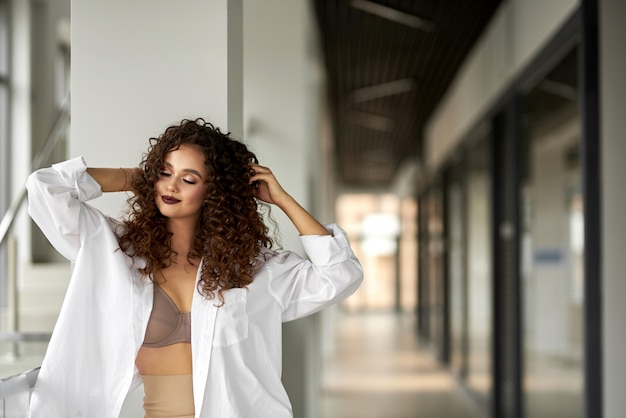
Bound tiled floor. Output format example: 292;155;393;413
319;312;486;418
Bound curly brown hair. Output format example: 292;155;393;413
117;118;273;304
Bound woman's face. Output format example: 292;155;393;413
155;144;208;226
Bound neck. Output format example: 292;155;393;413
166;218;198;257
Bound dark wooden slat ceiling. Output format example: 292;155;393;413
313;0;502;188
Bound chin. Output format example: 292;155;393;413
155;204;173;218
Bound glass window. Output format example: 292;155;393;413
521;46;583;418
464;138;493;406
399;196;418;312
417;186;445;353
447;164;466;378
427;185;446;359
336;193;401;311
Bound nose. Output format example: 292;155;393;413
165;176;178;192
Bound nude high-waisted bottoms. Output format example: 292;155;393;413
141;374;194;418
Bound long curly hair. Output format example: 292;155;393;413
117;118;273;304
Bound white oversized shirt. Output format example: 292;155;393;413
25;157;363;418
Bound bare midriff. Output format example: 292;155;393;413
136;343;193;375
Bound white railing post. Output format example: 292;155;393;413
7;236;18;359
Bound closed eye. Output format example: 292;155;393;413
183;178;197;185
159;171;171;177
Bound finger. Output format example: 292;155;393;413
255;166;271;175
249;165;273;180
249;165;271;190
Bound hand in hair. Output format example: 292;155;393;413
249;163;330;237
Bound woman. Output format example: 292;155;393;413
26;118;363;418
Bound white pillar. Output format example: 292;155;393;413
11;0;32;265
243;1;322;417
71;2;243;416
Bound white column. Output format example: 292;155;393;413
72;2;242;416
11;0;32;264
243;1;322;417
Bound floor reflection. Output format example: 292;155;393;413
320;312;485;418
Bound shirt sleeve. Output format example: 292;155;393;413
25;156;104;262
266;224;363;322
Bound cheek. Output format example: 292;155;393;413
191;187;208;206
154;179;165;193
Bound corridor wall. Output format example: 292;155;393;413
420;0;626;416
599;1;626;416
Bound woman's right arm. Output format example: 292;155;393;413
86;167;138;193
26;157;108;261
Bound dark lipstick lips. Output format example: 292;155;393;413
161;196;181;204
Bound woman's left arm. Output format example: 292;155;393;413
249;164;331;236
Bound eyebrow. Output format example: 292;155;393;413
163;162;205;180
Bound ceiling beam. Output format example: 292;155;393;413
350;0;435;32
351;78;416;103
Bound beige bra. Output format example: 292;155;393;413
142;286;191;348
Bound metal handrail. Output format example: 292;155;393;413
0;332;51;342
0;94;70;350
0;95;70;248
